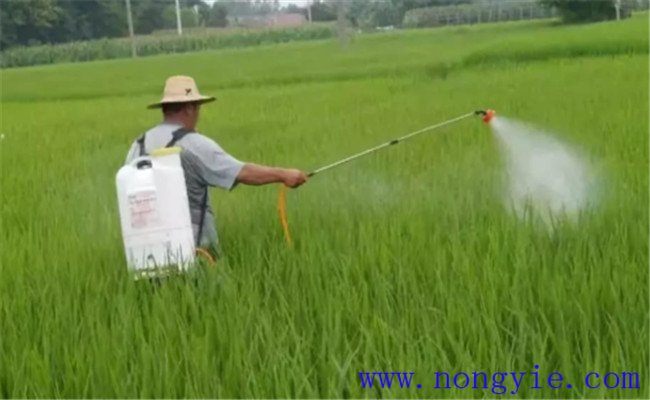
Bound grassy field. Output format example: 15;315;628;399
1;14;648;398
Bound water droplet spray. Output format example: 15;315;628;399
487;114;596;228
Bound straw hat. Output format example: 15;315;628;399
148;75;216;109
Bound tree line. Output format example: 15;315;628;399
1;0;231;50
0;0;644;51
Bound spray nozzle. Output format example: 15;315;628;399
475;109;496;124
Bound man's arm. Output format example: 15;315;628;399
236;163;307;188
187;134;307;190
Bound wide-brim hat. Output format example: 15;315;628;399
147;75;216;109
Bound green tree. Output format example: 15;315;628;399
162;5;200;30
207;3;229;27
0;0;63;49
181;0;204;7
342;0;470;28
220;0;255;17
255;0;273;16
310;0;337;21
0;0;128;49
540;0;632;23
391;0;469;23
131;0;171;34
197;1;211;26
67;0;126;40
284;4;308;17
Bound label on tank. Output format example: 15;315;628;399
128;189;161;229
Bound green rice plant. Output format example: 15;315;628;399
0;14;647;398
2;14;646;104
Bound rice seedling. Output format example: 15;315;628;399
0;13;647;398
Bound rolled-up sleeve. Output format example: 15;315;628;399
187;134;245;190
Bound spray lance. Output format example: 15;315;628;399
277;109;496;245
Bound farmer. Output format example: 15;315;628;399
125;75;308;259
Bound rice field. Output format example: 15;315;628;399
0;14;648;398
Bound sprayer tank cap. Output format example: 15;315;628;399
151;147;182;157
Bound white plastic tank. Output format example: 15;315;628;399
116;147;195;278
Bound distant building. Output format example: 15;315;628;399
269;13;307;27
230;13;307;29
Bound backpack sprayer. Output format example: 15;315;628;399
278;109;496;245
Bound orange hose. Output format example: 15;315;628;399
277;185;293;246
196;247;216;265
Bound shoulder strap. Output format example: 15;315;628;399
195;190;209;248
162;127;208;248
138;127;193;155
137;135;146;156
165;127;193;148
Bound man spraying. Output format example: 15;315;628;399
125;76;308;259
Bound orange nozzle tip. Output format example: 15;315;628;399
482;109;496;124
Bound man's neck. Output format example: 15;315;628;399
163;118;186;128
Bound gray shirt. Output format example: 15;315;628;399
125;122;245;247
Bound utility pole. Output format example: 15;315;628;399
530;2;535;20
175;0;183;35
615;0;621;21
336;1;351;49
125;0;136;58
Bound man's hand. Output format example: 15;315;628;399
282;169;308;188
